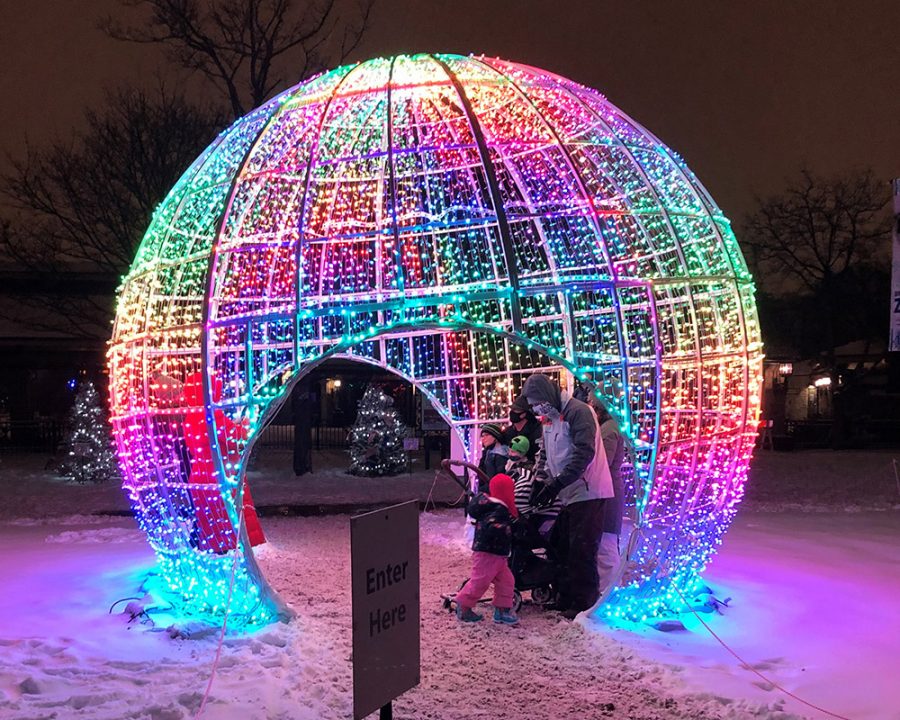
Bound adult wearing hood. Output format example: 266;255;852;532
522;373;613;618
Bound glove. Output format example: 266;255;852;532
530;478;563;508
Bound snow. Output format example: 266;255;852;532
0;448;898;719
591;511;900;720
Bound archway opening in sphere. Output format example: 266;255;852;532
244;355;459;511
236;317;639;508
233;322;639;622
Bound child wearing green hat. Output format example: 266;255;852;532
506;435;536;515
506;434;561;537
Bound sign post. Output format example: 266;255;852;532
351;500;420;720
890;178;900;351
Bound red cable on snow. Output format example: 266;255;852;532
671;584;853;720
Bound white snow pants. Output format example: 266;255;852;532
596;531;620;594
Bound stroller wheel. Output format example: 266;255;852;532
512;590;522;613
531;585;553;605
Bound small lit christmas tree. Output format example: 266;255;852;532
348;385;407;476
58;381;119;483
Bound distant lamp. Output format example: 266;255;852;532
777;363;793;376
814;376;832;388
333;379;342;388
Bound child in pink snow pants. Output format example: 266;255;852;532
455;473;519;624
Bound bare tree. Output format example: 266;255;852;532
2;1;375;340
744;168;888;296
743;168;891;366
744;169;892;447
0;86;223;338
104;0;375;119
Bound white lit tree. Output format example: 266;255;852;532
58;381;119;483
348;385;407;476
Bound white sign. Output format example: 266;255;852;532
351;501;420;719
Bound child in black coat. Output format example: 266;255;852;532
455;473;519;625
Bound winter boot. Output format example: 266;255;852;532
493;607;519;625
456;605;483;622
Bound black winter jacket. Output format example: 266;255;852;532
501;417;542;462
478;445;509;485
467;492;514;557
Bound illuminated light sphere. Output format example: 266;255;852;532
108;54;762;626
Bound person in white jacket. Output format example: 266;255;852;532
523;373;613;618
595;403;626;595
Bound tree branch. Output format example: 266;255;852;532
103;0;375;119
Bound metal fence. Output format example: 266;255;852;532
778;419;900;450
0;421;353;454
256;424;351;450
0;420;63;453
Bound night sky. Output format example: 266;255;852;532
1;0;898;221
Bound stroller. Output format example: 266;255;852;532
437;459;558;613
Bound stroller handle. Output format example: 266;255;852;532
439;459;490;488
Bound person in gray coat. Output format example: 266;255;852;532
523;373;613;618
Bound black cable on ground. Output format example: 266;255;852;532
671;583;853;720
108;596;143;614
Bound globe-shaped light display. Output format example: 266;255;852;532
109;54;762;627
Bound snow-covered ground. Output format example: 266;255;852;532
0;449;898;719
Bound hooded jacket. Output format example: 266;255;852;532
478;441;509;484
522;374;614;505
466;492;515;556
